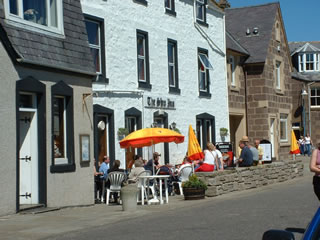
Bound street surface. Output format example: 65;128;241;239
44;157;319;240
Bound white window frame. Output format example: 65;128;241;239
4;0;64;35
311;88;320;107
280;114;288;142
125;116;137;133
276;61;281;90
195;0;205;22
85;18;102;75
298;53;320;72
168;41;176;88
229;55;236;87
137;33;147;83
165;0;174;11
198;51;212;93
53;95;68;165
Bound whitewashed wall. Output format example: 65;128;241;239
82;0;229;166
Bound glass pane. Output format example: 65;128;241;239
199;54;213;70
137;36;145;56
23;0;47;26
196;120;202;148
9;0;18;15
138;59;145;81
311;98;315;106
165;0;171;8
196;3;204;20
90;48;100;73
50;0;57;27
280;120;286;140
19;94;33;108
53;97;65;158
206;120;211;143
168;43;174;63
169;65;175;86
85;21;99;45
199;72;206;90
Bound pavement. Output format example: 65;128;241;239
0;155;312;240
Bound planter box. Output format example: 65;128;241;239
183;187;205;200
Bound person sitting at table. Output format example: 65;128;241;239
195;142;217;172
128;154;142;170
128;159;145;183
178;156;192;175
144;152;162;174
106;160;125;203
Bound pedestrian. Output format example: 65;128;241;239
237;136;253;167
310;141;320;201
254;139;264;163
305;134;313;157
98;156;110;203
298;136;305;156
248;142;259;166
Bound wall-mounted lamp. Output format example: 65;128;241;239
169;122;177;130
301;89;308;96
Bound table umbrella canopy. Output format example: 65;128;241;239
187;125;204;160
290;129;300;154
119;127;185;149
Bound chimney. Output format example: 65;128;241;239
219;0;230;9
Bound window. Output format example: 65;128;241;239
137;30;151;89
51;81;74;172
6;0;63;33
195;0;207;26
275;21;280;42
280;114;288;142
298;53;320;72
133;0;148;6
196;113;215;149
165;0;176;16
198;48;212;97
311;88;320;107
84;15;107;83
168;39;180;94
228;55;236;87
275;61;281;90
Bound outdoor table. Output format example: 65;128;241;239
138;175;170;205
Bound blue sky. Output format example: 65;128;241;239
227;0;320;42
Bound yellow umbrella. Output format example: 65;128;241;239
119;127;184;149
290;130;300;154
187;125;204;161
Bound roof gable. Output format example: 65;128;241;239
225;3;279;63
290;42;320;56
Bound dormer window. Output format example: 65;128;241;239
6;0;63;33
298;53;320;72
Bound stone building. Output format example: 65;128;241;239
289;41;320;143
225;3;293;160
0;0;95;215
81;0;229;167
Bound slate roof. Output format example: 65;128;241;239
0;0;95;75
225;3;279;64
289;41;320;55
226;30;249;56
292;71;320;82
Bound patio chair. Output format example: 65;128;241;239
106;171;126;205
175;165;193;195
136;170;152;204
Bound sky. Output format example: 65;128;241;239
227;0;320;42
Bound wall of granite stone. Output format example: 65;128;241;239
196;160;303;197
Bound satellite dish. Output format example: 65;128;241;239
97;120;106;131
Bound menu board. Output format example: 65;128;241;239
260;143;272;161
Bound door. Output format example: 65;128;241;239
270;118;275;159
19;111;39;204
125;117;136;169
97;116;108;164
154;117;165;166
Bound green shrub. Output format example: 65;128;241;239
182;174;207;190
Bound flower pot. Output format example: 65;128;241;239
183;187;205;200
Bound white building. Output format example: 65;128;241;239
81;0;229;167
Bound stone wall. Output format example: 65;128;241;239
196;160;303;197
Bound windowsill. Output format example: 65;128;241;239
275;89;284;95
165;9;176;17
138;81;152;90
133;0;148;6
169;87;181;94
280;142;290;147
311;106;320;110
196;20;208;28
50;163;76;173
230;85;240;92
199;91;211;98
94;75;109;84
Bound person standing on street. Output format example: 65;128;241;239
254;139;264;164
305;134;313;157
298;136;305;156
99;156;110;203
238;136;253;167
310;141;320;201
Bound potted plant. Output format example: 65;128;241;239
220;127;228;137
117;128;129;140
182;174;207;200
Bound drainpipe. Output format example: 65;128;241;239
307;82;315;138
243;66;249;136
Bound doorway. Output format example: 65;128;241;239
19;109;39;205
270;118;275;159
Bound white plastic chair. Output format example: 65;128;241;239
137;170;152;204
106;172;126;205
177;165;193;195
